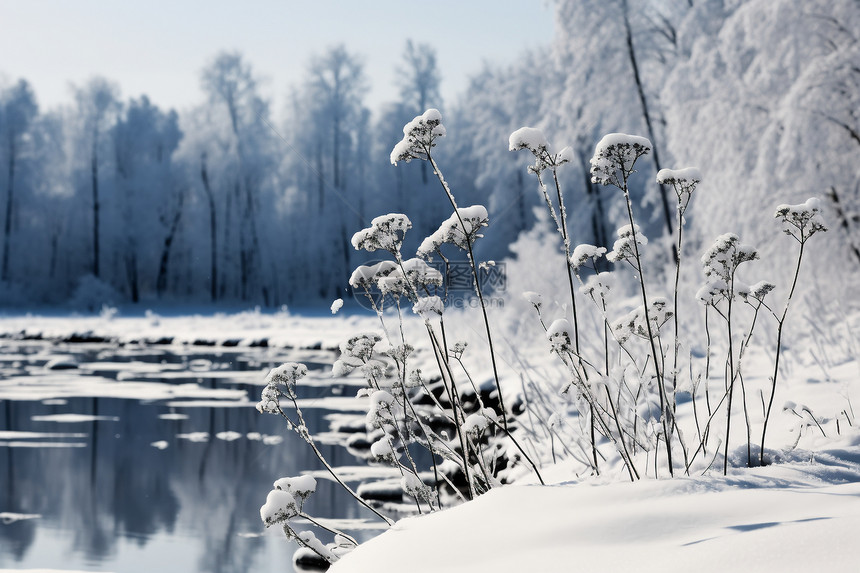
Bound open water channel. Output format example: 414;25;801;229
0;339;387;573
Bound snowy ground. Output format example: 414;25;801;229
2;309;858;572
333;443;860;572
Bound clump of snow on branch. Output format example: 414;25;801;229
390;108;446;165
370;437;396;462
463;407;498;436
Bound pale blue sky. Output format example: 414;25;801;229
0;1;554;113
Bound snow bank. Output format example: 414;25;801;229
331;446;860;573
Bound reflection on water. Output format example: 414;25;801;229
0;341;378;573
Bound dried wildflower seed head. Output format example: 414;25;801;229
412;295;444;320
546;318;573;353
391;108;446;165
570;243;607;272
349;261;398;290
351;213;412;254
264;362;308;389
590;133;652;186
417;205;489;258
606;224;647;264
775;197;828;240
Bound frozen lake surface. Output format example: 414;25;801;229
0;340;384;573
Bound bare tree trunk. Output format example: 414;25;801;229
516;170;527;234
200;152;218;301
49;229;59;279
91;135;101;278
238;181;248;301
156;189;185;297
826;186;860;265
2;137;15;281
126;250;139;302
621;0;675;259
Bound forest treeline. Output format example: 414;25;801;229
1;0;857;308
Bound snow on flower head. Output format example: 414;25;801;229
696;280;727;305
556;146;574;165
523;291;543;309
330;298;343;314
401;258;443;288
509;127;548;154
699;233;759;304
417;205;489;259
375;258;443;300
370;437;396;461
401;472;432;502
332;333;383;377
351;213;412;254
590;133;652;186
273;475;317;505
579;272;614;300
701;233;758;281
264;362;308;389
260;489;299;527
774;197;828;241
349;261;398;290
509;127;574;173
656;167;702;186
390;108;446;165
412;295;444;320
606;224;647;264
570;243;607;272
257;362;308;413
463;408;498;436
750;280;776;300
546;318;573;352
612;299;673;344
657;167;702;209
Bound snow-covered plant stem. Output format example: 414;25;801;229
548;167;599;472
510;128;597;471
426;153;508;429
258;366;395;526
452;354;545;485
761;199;827;465
722;283;737;475
425;324;477;499
602;141;675;476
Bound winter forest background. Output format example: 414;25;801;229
1;0;858;311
